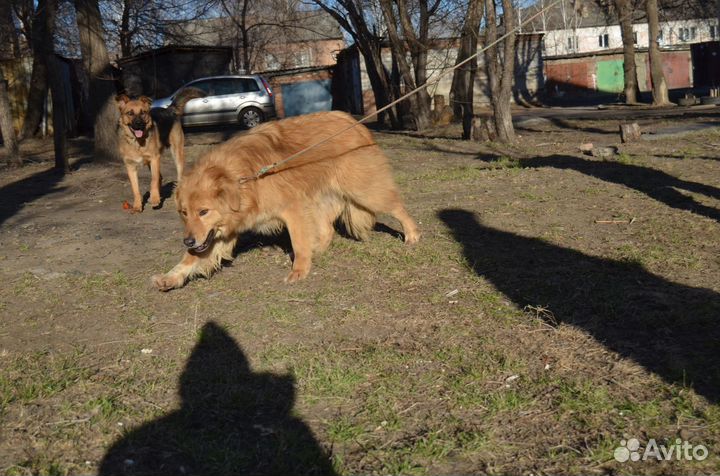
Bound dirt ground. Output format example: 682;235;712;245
1;107;719;475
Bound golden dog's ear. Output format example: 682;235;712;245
173;183;183;211
115;94;130;109
205;166;242;212
217;179;242;212
139;96;153;107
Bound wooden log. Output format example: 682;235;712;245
619;122;641;142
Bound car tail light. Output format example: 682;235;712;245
260;77;273;97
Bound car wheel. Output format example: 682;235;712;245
239;107;263;128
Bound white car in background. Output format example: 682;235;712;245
152;75;276;128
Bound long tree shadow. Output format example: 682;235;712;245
0;166;72;226
438;209;720;402
99;322;336;476
513;155;720;222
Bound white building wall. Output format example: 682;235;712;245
544;18;718;57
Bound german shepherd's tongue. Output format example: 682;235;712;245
133;129;144;138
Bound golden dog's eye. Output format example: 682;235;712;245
127;110;134;116
199;209;209;216
181;209;187;216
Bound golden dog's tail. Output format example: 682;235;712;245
169;87;207;116
341;203;375;241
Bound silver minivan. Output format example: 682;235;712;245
152;75;276;128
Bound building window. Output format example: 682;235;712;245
264;53;281;71
711;25;718;39
657;29;664;44
294;50;311;68
567;36;578;52
633;31;638;45
598;33;609;48
679;27;696;42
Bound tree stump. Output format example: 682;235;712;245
619;122;641;143
465;117;497;141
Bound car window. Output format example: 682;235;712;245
241;78;260;93
186;80;212;94
209;79;236;96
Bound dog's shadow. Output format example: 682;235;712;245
227;221;404;263
142;180;177;210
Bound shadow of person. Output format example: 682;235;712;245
512;154;720;222
99;322;336;476
438;209;720;402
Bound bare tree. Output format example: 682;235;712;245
451;0;482;129
615;0;639;103
0;0;20;164
378;0;434;130
101;0;219;58
314;0;402;128
19;1;50;139
0;2;21;58
0;71;21;166
75;0;118;160
484;0;516;142
646;0;669;105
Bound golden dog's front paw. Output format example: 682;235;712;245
284;268;309;284
151;273;184;291
404;230;420;245
149;197;161;208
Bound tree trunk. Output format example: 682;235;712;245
378;0;431;130
646;0;669;105
42;0;68;172
0;5;20;165
0;72;21;166
451;0;482;131
75;0;118;161
485;0;516;143
0;1;20;57
47;55;68;172
120;0;132;58
20;0;50;139
363;46;401;128
616;0;638;104
404;0;433;112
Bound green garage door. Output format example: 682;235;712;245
596;60;624;93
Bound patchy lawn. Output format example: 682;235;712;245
1;109;719;475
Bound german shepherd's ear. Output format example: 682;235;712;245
115;94;130;109
139;96;153;107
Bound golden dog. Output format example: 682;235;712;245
152;111;420;290
115;89;203;212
